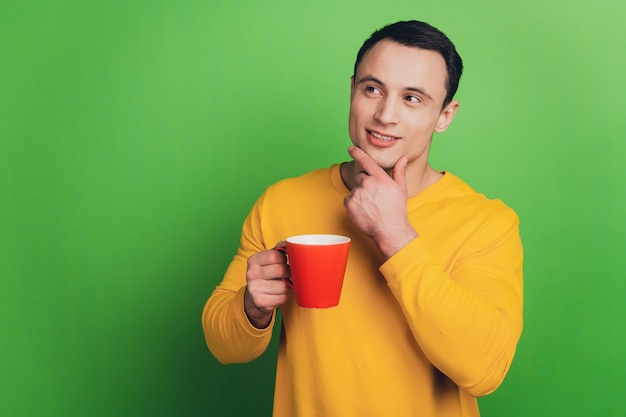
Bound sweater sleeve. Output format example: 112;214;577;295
201;192;276;364
380;206;524;397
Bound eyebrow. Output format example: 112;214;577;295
356;75;434;102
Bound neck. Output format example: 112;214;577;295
340;160;443;197
404;162;443;197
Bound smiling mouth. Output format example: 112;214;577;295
368;130;398;142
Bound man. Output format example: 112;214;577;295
203;20;523;417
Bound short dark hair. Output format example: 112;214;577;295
354;20;463;107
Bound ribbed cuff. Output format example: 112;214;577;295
379;237;431;283
234;286;276;336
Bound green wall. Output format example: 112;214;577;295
1;1;624;415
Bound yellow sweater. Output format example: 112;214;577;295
203;164;523;417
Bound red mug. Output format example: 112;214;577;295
277;234;351;308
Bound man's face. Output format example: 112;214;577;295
348;39;458;171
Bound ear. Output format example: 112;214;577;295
435;100;459;133
350;76;356;99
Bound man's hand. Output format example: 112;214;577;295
244;243;291;328
344;146;418;259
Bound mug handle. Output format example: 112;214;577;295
274;247;293;288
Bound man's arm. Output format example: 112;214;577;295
381;213;523;396
202;285;274;364
344;146;523;396
202;195;291;364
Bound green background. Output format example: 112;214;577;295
1;0;624;416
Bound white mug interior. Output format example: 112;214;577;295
286;234;350;245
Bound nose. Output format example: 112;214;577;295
374;97;399;125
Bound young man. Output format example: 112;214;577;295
203;20;524;417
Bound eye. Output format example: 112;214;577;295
365;85;382;95
405;95;422;103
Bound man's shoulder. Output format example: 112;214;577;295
252;164;342;217
266;164;339;194
443;172;519;222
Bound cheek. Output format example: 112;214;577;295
349;99;371;125
407;111;440;133
348;104;361;129
347;113;358;142
348;101;358;117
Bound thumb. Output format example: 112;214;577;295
392;157;408;189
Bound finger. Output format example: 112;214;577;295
265;250;287;265
343;194;354;211
273;240;287;250
249;250;287;268
272;241;288;262
264;263;291;280
247;260;290;282
348;146;386;177
254;278;292;295
392;156;408;189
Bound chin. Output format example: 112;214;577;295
378;162;396;171
366;150;397;170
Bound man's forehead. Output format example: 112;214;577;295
356;40;448;96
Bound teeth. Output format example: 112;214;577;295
371;131;395;141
